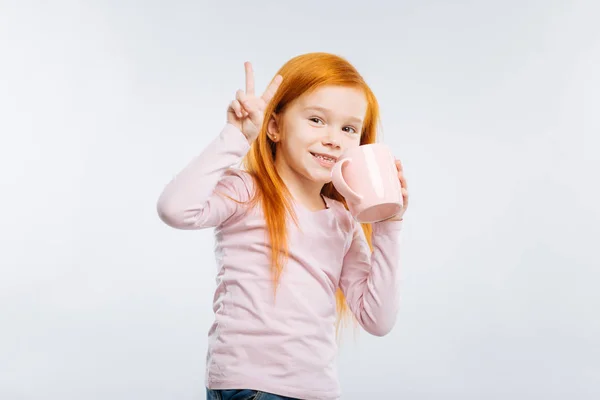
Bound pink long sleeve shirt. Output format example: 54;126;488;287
156;123;403;400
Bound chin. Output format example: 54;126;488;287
296;168;327;186
296;157;334;186
312;171;333;186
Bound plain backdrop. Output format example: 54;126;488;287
1;0;599;399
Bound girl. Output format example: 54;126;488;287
157;52;409;400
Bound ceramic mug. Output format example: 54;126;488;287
330;143;402;223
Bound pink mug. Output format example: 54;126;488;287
330;143;403;223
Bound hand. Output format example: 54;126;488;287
383;159;409;222
227;61;283;144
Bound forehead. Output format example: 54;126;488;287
295;85;368;119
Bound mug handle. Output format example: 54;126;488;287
331;158;363;203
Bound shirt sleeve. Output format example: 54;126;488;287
338;219;404;336
156;123;252;229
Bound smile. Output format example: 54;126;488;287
310;152;337;166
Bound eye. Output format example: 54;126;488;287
309;117;324;124
343;126;358;134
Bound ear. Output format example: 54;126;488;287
266;113;281;142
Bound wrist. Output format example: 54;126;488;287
226;122;254;145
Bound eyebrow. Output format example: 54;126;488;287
303;106;363;124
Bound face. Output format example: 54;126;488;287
267;85;368;190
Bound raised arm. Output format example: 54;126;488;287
156;124;251;229
156;61;283;230
338;219;404;336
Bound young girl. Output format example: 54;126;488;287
156;52;409;400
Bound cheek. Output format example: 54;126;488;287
343;136;362;149
280;137;306;163
284;130;312;153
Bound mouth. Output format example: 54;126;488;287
310;152;338;164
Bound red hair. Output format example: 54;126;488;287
241;52;381;337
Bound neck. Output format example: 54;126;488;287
275;159;327;211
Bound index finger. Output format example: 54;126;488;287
261;74;283;104
245;62;255;95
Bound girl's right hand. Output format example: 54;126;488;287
227;62;283;144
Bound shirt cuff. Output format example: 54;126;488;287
372;218;403;234
222;123;251;152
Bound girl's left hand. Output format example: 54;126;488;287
385;159;409;222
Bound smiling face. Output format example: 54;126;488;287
267;85;368;198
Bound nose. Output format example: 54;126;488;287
322;129;341;149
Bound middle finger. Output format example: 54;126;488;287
262;74;283;104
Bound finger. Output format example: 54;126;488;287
398;172;408;189
231;100;248;118
245;62;255;95
396;161;407;188
236;89;249;104
395;159;403;171
230;100;243;118
262;74;283;104
237;90;255;117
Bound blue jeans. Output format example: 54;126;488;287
206;388;300;400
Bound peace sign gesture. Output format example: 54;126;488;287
227;62;283;144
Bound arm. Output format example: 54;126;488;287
156;123;251;229
157;62;282;229
339;219;404;336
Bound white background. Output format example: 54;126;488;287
1;0;599;398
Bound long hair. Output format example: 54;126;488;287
241;52;381;337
